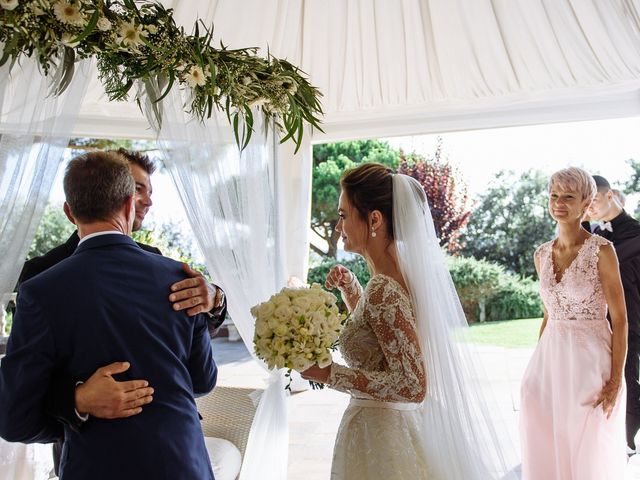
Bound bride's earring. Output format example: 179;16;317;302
371;229;377;238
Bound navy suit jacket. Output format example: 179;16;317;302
0;234;217;480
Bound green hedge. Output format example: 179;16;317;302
486;275;542;322
307;256;371;287
308;254;542;322
447;255;542;322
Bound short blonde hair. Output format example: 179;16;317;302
548;167;596;202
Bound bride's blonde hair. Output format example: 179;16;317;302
548;167;597;202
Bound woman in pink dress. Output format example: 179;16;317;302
520;167;628;479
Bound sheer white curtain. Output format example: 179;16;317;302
276;135;312;284
0;58;91;306
0;58;91;480
142;85;301;479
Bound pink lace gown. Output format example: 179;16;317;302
520;235;627;480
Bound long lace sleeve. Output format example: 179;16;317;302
327;276;426;403
339;276;363;313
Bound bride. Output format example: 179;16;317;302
298;163;517;479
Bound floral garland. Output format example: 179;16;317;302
0;0;323;151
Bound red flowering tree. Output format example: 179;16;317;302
397;139;472;253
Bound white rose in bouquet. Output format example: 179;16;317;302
251;283;346;390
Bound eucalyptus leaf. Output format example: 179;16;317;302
72;8;101;44
50;47;76;96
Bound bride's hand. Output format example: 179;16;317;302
325;264;355;291
592;379;621;419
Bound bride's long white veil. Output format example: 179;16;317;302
392;174;519;480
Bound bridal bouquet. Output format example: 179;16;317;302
251;283;345;389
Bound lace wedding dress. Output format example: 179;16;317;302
520;235;627;479
327;274;431;479
0;353;53;480
0;437;53;480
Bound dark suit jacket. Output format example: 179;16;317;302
18;231;162;285
16;231;226;432
0;234;217;480
19;231;227;336
586;211;640;336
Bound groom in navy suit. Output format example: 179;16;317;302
0;151;217;479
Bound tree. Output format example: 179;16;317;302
623;158;640;195
311;140;400;258
67;138;159;164
397;139;472;253
623;158;640;219
27;204;75;259
132;220;209;276
460;169;555;278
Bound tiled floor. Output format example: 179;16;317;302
211;338;533;480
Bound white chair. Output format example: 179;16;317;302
196;386;262;480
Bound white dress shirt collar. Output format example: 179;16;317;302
78;230;124;245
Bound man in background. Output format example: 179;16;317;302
589;174;640;452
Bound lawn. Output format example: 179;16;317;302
466;317;543;349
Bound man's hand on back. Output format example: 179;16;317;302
169;263;220;316
75;362;154;419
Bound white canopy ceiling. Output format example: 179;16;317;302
75;0;640;141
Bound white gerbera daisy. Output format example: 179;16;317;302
184;65;207;88
117;20;146;47
96;17;112;32
53;1;84;25
0;0;19;11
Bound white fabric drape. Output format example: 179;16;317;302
276;136;313;283
0;58;91;480
393;173;519;479
73;0;640;140
0;58;90;307
142;86;295;479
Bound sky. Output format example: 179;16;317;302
49;115;640;226
384;116;640;200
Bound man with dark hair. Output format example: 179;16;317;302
16;148;226;472
588;173;640;452
0;151;217;479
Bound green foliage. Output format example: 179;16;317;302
447;255;502;299
486;275;543;322
132;221;208;277
466;317;543;348
460;169;555;278
67;138;158;158
307;256;370;311
447;255;542;322
1;1;322;152
308;253;541;322
3;308;12;335
27;204;76;259
622;158;640;219
307;256;371;291
623;158;640;195
311;140;400;258
68;138;135;151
